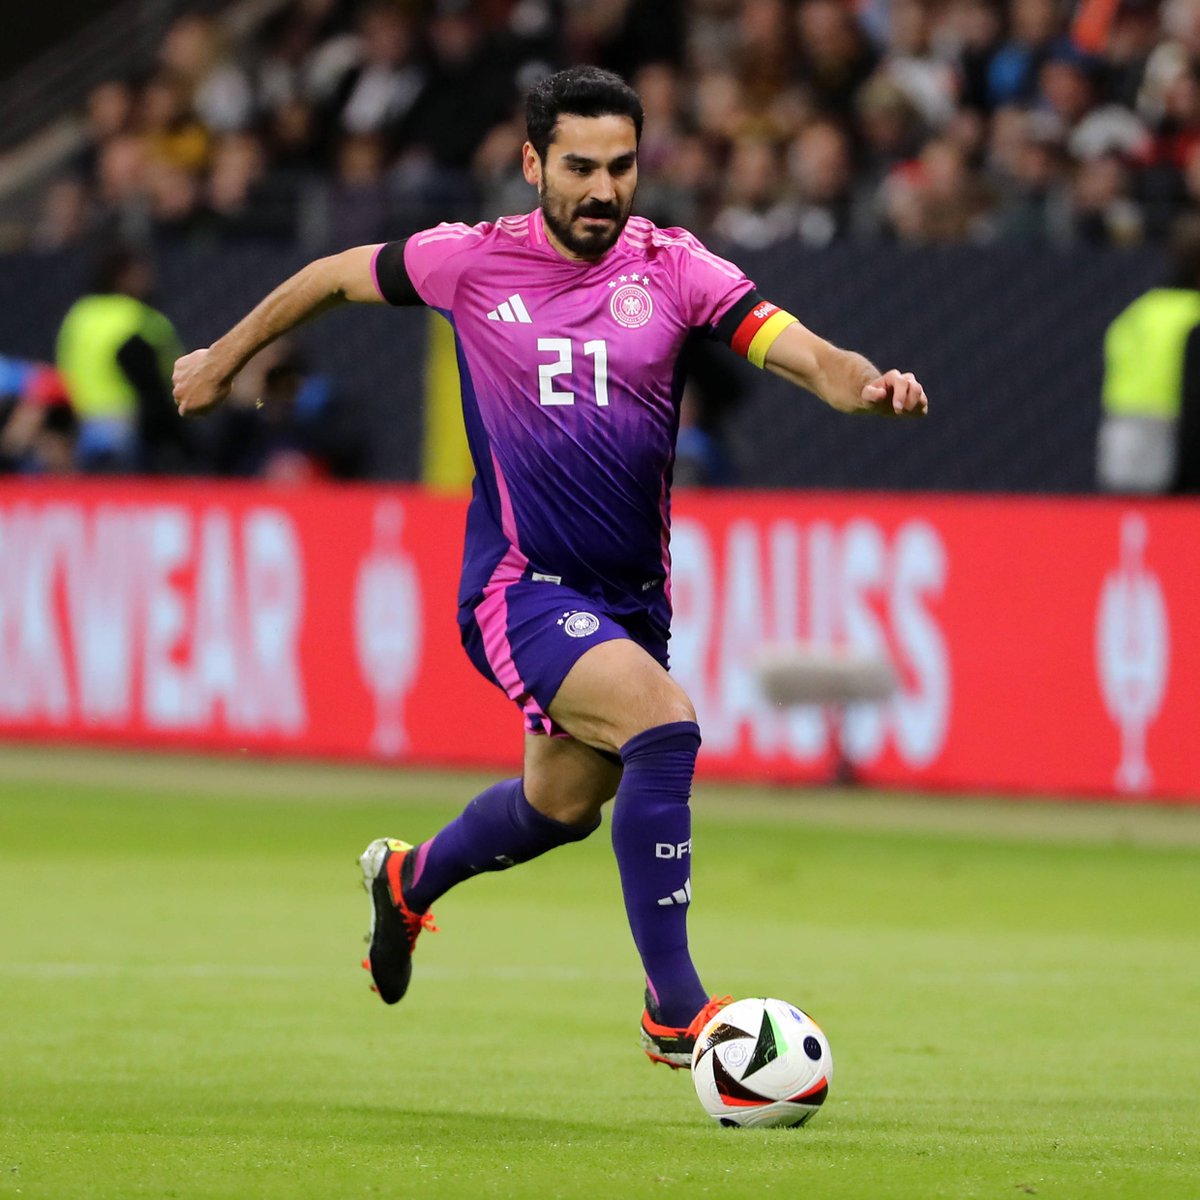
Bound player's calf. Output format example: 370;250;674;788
611;721;710;1026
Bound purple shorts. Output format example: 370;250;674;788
459;579;669;736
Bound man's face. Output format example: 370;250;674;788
523;113;638;260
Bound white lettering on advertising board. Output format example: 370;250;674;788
0;501;306;734
670;515;949;768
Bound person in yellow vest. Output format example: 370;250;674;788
56;245;189;472
1098;215;1200;494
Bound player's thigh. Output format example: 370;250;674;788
547;637;696;756
522;732;622;825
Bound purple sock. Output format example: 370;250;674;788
611;721;708;1027
404;777;599;913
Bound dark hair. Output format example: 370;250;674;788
525;66;643;162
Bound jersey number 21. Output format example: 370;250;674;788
537;338;609;408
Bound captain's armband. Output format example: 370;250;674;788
712;290;798;368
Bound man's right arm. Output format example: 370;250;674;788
173;243;405;417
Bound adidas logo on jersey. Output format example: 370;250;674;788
656;877;692;907
486;293;532;324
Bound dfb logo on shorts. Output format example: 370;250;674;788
557;610;600;638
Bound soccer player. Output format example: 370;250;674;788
173;66;928;1068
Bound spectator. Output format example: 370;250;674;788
30;175;91;250
884;133;996;242
794;0;880;117
55;245;189;472
397;1;516;172
207;131;297;241
872;0;959;130
75;78;139;187
934;0;1004;114
92;132;153;244
563;0;684;79
632;62;687;178
734;0;799;109
1098;212;1200;492
1102;0;1163;110
264;94;321;174
789;117;862;245
856;75;928;195
318;2;425;153
627;61;721;228
1067;152;1144;245
0;358;76;474
159;13;255;135
472;106;534;221
988;107;1073;241
1038;45;1101;133
987;0;1070;108
324;132;390;247
144;159;210;243
86;78;138;143
1138;0;1200;125
638;129;722;231
711;135;800;250
691;67;746;143
205;337;364;482
604;0;686;79
138;71;211;175
254;0;355;113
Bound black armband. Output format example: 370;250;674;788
373;240;423;306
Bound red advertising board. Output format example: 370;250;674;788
0;479;1195;800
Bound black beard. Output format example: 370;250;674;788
540;185;629;258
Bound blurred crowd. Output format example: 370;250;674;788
11;0;1200;486
20;0;1200;255
0;244;366;480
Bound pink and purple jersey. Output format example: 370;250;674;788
383;209;753;630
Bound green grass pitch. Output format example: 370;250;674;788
1;746;1198;1199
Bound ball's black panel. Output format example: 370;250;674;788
712;1053;774;1105
786;1081;829;1108
743;1008;781;1078
694;1021;754;1061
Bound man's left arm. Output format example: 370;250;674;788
711;290;928;417
763;320;928;417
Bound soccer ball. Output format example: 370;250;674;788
691;997;833;1128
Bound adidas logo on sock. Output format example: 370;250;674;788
656;877;692;906
486;293;532;323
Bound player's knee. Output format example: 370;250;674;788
631;683;696;740
665;693;697;728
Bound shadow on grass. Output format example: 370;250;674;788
324;1104;700;1140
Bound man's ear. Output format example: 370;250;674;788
522;142;542;188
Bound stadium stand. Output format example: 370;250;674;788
3;0;1200;255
